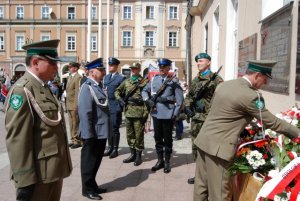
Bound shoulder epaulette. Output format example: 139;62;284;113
15;79;29;87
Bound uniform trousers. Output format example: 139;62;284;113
125;117;145;150
28;179;63;201
191;121;204;161
81;138;107;194
67;110;80;144
152;117;174;154
194;148;233;201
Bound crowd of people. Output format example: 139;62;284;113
3;38;300;201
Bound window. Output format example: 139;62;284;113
66;35;76;51
122;31;131;46
41;5;50;19
0;35;4;50
68;7;75;20
92;6;97;20
168;32;177;47
16;35;25;51
16;6;24;19
91;35;97;51
123;6;132;20
146;6;154;19
145;31;154;46
41;33;50;41
169;6;178;20
0;7;3;19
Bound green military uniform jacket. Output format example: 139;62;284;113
5;72;72;188
184;71;223;122
66;72;82;110
194;78;300;162
115;75;149;118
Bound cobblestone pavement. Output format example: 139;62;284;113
0;103;195;201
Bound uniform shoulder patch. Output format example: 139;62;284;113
9;94;24;110
255;98;265;110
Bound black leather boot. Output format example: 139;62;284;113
151;152;164;172
103;136;113;156
123;148;136;163
164;153;171;173
109;135;120;159
103;146;113;157
134;151;142;166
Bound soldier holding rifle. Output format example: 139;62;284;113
142;58;184;173
115;62;149;166
184;53;223;184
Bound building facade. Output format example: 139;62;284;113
186;0;299;113
0;0;187;80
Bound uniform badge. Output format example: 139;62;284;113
9;94;23;110
255;99;265;110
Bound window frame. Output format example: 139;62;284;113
15;34;25;51
122;31;132;47
0;6;4;19
123;5;132;20
145;31;154;46
67;6;76;20
41;5;50;19
66;34;76;51
168;31;178;47
16;5;24;19
146;5;154;19
41;32;51;41
0;33;4;50
168;5;178;20
92;6;97;20
91;34;97;51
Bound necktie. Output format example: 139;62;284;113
108;74;112;81
99;82;103;88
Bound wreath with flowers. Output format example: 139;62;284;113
229;107;300;201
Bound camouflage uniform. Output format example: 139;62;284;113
184;71;223;160
115;75;149;151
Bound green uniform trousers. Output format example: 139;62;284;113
29;179;63;201
67;110;81;144
191;121;204;161
193;148;233;201
125;117;145;151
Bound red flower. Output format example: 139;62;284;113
263;154;268;159
254;140;266;148
292;137;300;143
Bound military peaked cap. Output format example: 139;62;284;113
69;62;80;68
22;39;61;61
85;58;105;70
157;58;172;67
108;57;120;65
247;60;277;79
195;53;211;62
129;62;141;69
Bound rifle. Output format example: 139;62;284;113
147;74;176;109
123;75;148;105
190;65;223;114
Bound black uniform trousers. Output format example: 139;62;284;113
152;117;174;154
111;111;122;137
81;138;107;194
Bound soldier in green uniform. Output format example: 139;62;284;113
184;53;223;184
115;62;149;166
4;39;72;201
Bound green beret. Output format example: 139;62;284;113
195;53;211;62
22;39;61;61
130;62;141;69
247;60;277;79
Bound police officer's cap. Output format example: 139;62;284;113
69;62;80;69
195;53;211;62
247;60;277;79
129;62;141;69
85;58;105;70
108;57;120;65
157;58;172;67
22;39;61;61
